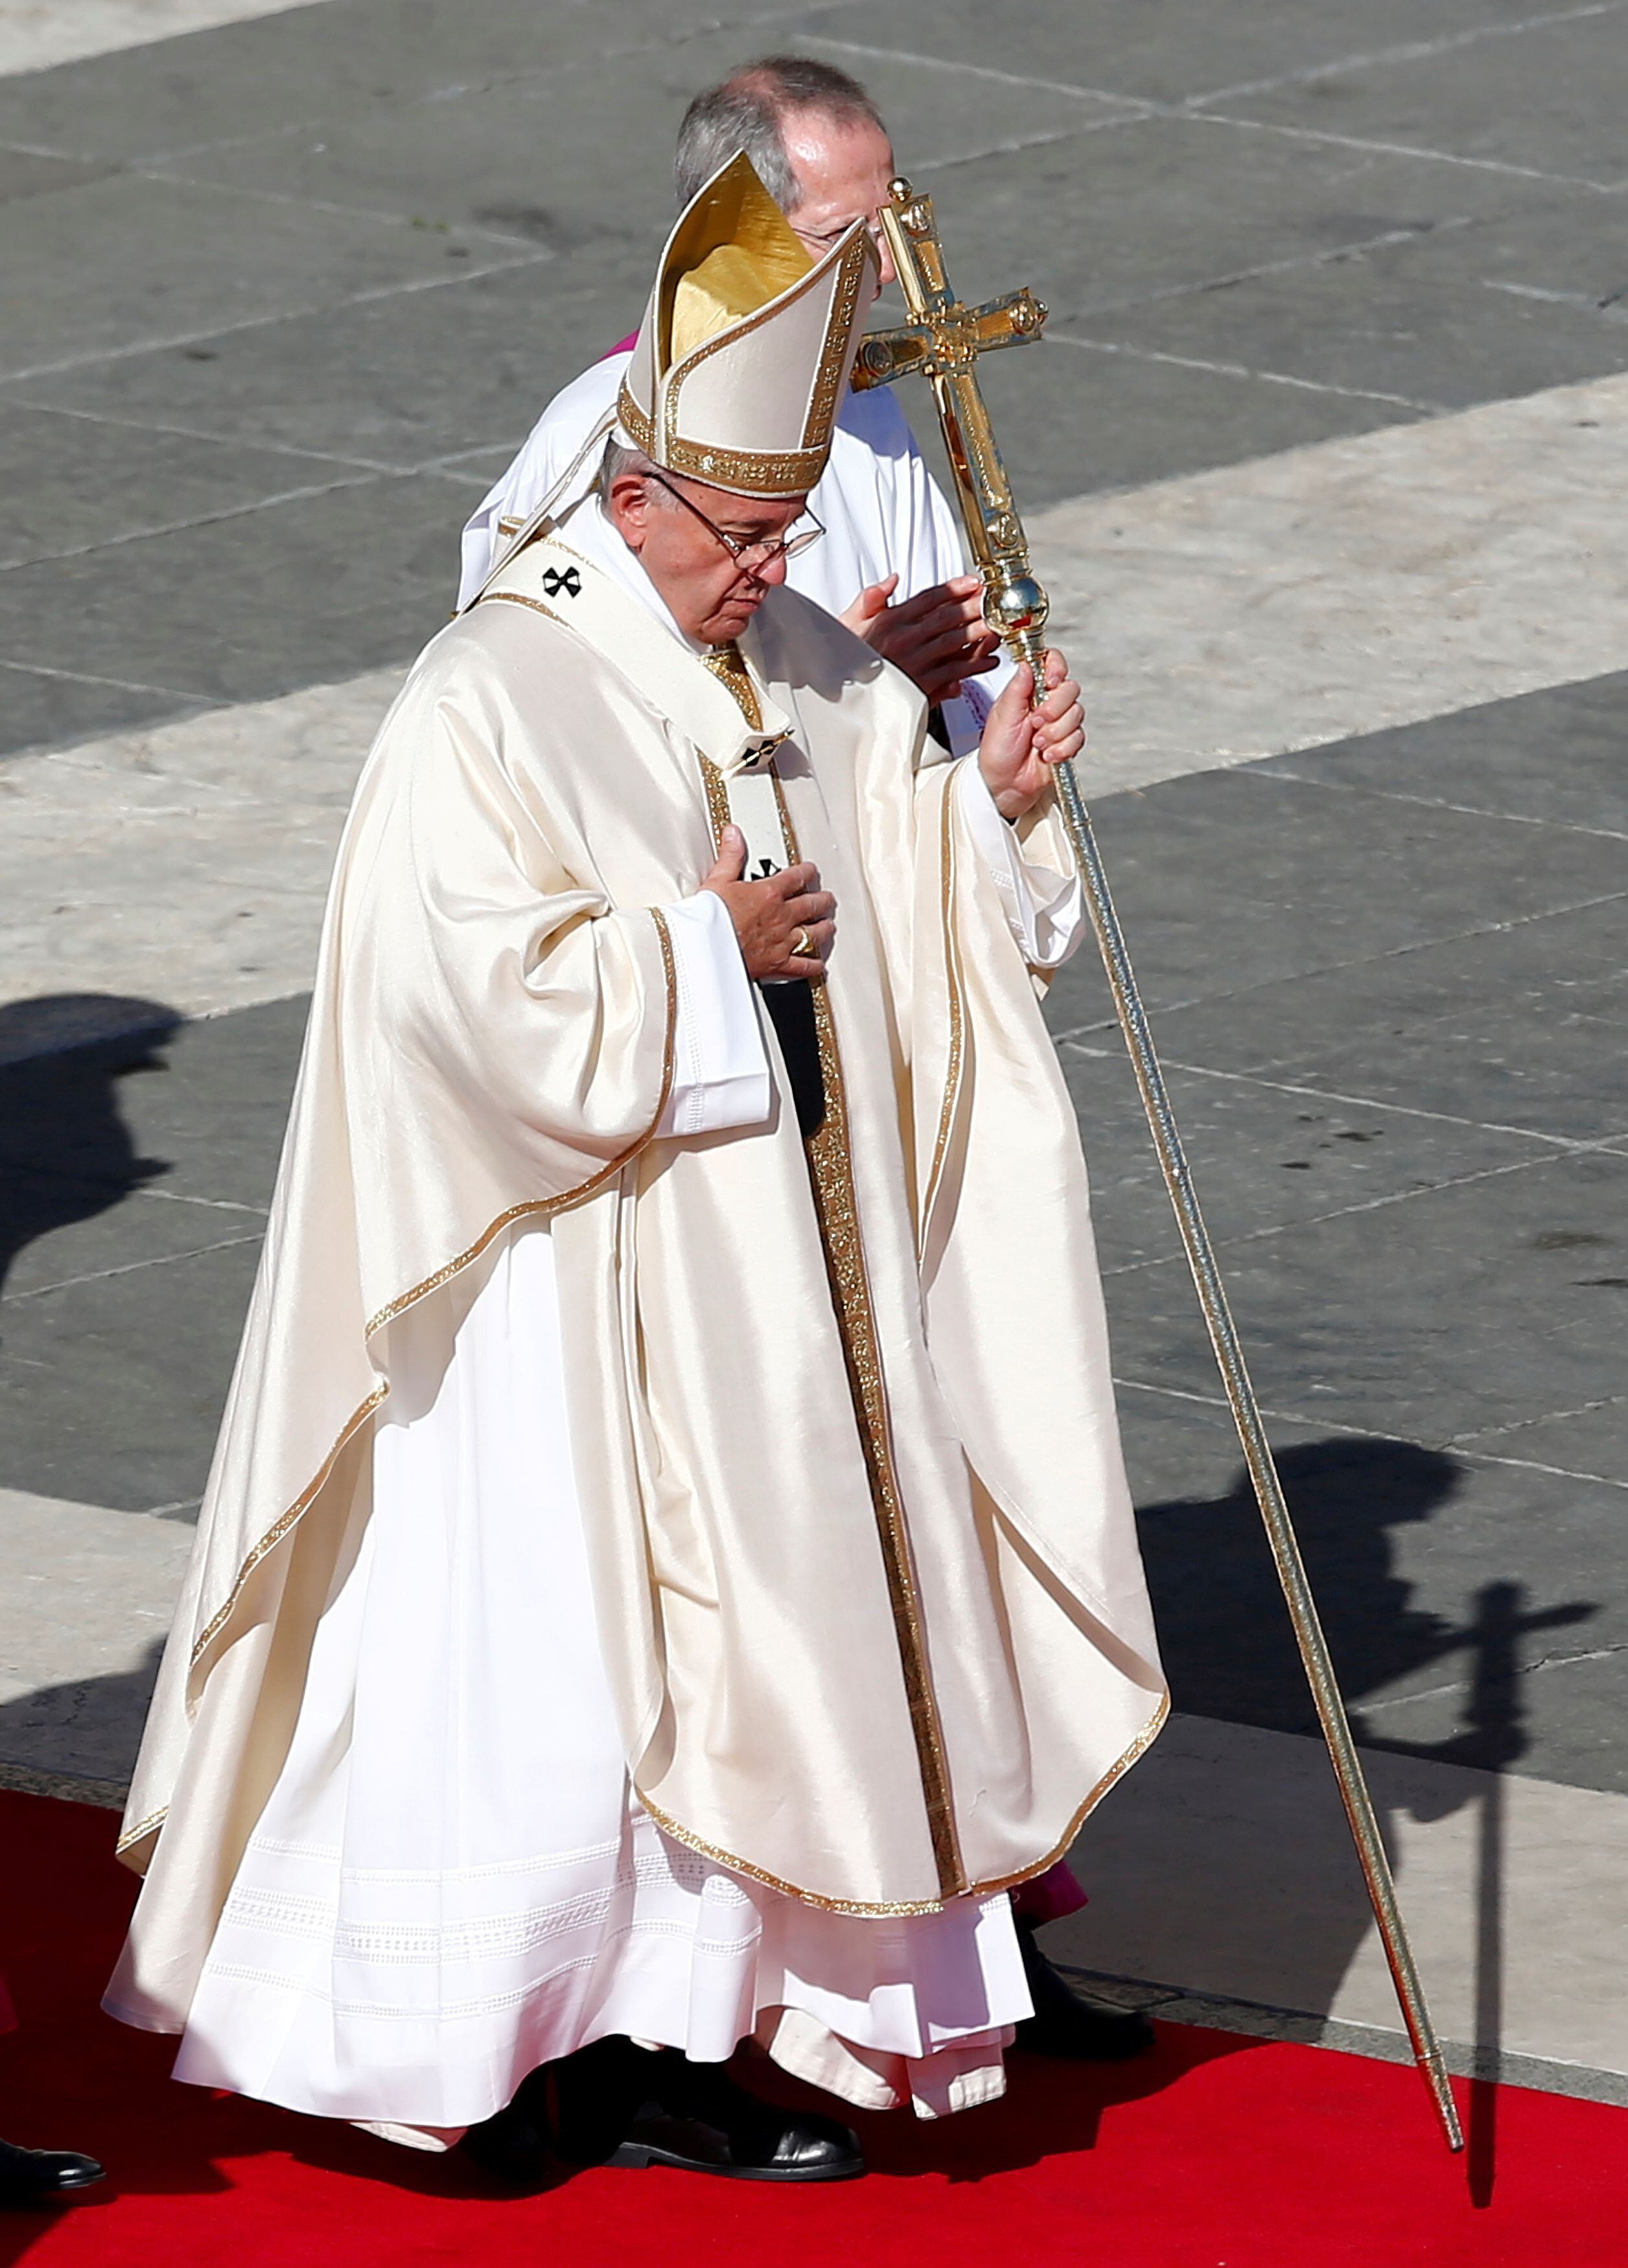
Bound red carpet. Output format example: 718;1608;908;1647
3;1787;1626;2267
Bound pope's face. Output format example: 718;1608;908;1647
780;110;898;294
609;471;810;647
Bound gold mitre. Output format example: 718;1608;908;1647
616;150;878;500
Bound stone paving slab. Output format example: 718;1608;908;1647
0;659;207;751
1222;3;1628;188
945;330;1424;515
1072;210;1628;414
0;144;110;203
0;1233;264;1511
918;113;1574;325
0;240;655;471
1111;1150;1628;1452
1028;373;1628;793
0;397;373;568
150;30;1130;244
0;1;309;79
1060;1043;1556;1275
791;0;1554;109
1055;1711;1628;2089
0;1487;190;1782
1116;1394;1625;1781
1259;671;1628;835
0;671;401;1016
0;170;539;384
1045;758;1628;1016
0;473;472;726
0;0;830;163
1129;960;1628;1148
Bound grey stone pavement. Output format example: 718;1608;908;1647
1;0;1627;2096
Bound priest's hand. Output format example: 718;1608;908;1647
702;827;835;983
977;653;1085;820
842;573;1001;708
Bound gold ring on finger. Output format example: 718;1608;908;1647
792;927;816;958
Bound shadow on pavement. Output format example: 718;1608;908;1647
0;997;181;1314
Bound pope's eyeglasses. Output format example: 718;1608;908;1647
645;471;824;575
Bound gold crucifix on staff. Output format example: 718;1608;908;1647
855;177;1465;2157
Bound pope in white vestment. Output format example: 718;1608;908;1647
106;154;1166;2174
458;353;1013;757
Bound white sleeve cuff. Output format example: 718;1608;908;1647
955;759;1086;971
656;894;773;1137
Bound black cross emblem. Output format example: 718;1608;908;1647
541;566;581;599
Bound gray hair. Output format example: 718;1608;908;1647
674;56;886;213
597;433;661;498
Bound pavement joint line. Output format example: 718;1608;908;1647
43;0;869;171
0;654;206;701
128;157;557;257
1113;1374;1628;1496
135;1189;271;1220
1049;887;1628;1068
1093;1149;1592;1280
0;467;390;575
912;121;1150;176
798;22;1628;211
0;244;551;388
6;1231;264;1305
1046;331;1441;415
1185;0;1628;110
1064;1045;1628;1159
0;392;423;480
1056;1963;1628;2107
1490;280;1628;313
1050;217;1476;326
1251;766;1628;844
0;424;554;575
786;32;1161;111
1451;1391;1628;1448
1;1164;269;1222
1360;1643;1628;1719
1193;108;1628;196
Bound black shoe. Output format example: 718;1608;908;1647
556;2039;864;2184
459;2068;553;2190
1013;1927;1156;2061
0;2138;106;2207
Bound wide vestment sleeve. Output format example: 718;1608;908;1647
115;612;704;1910
836;647;1157;1656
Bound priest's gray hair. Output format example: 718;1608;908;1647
675;56;886;214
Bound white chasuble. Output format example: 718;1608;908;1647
106;525;1166;2125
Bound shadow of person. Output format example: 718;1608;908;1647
0;1641;168;1798
1056;1437;1596;2201
0;995;181;1315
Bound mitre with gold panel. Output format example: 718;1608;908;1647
615;149;878;499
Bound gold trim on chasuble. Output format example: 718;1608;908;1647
123;824;686;1860
693;732;968;1905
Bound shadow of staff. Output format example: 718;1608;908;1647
1049;1437;1596;2203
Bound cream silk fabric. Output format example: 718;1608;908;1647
112;537;1165;2027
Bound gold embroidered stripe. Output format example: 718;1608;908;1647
767;770;965;1898
697;750;964;1896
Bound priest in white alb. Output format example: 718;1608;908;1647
106;151;1167;2188
459;54;1016;761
